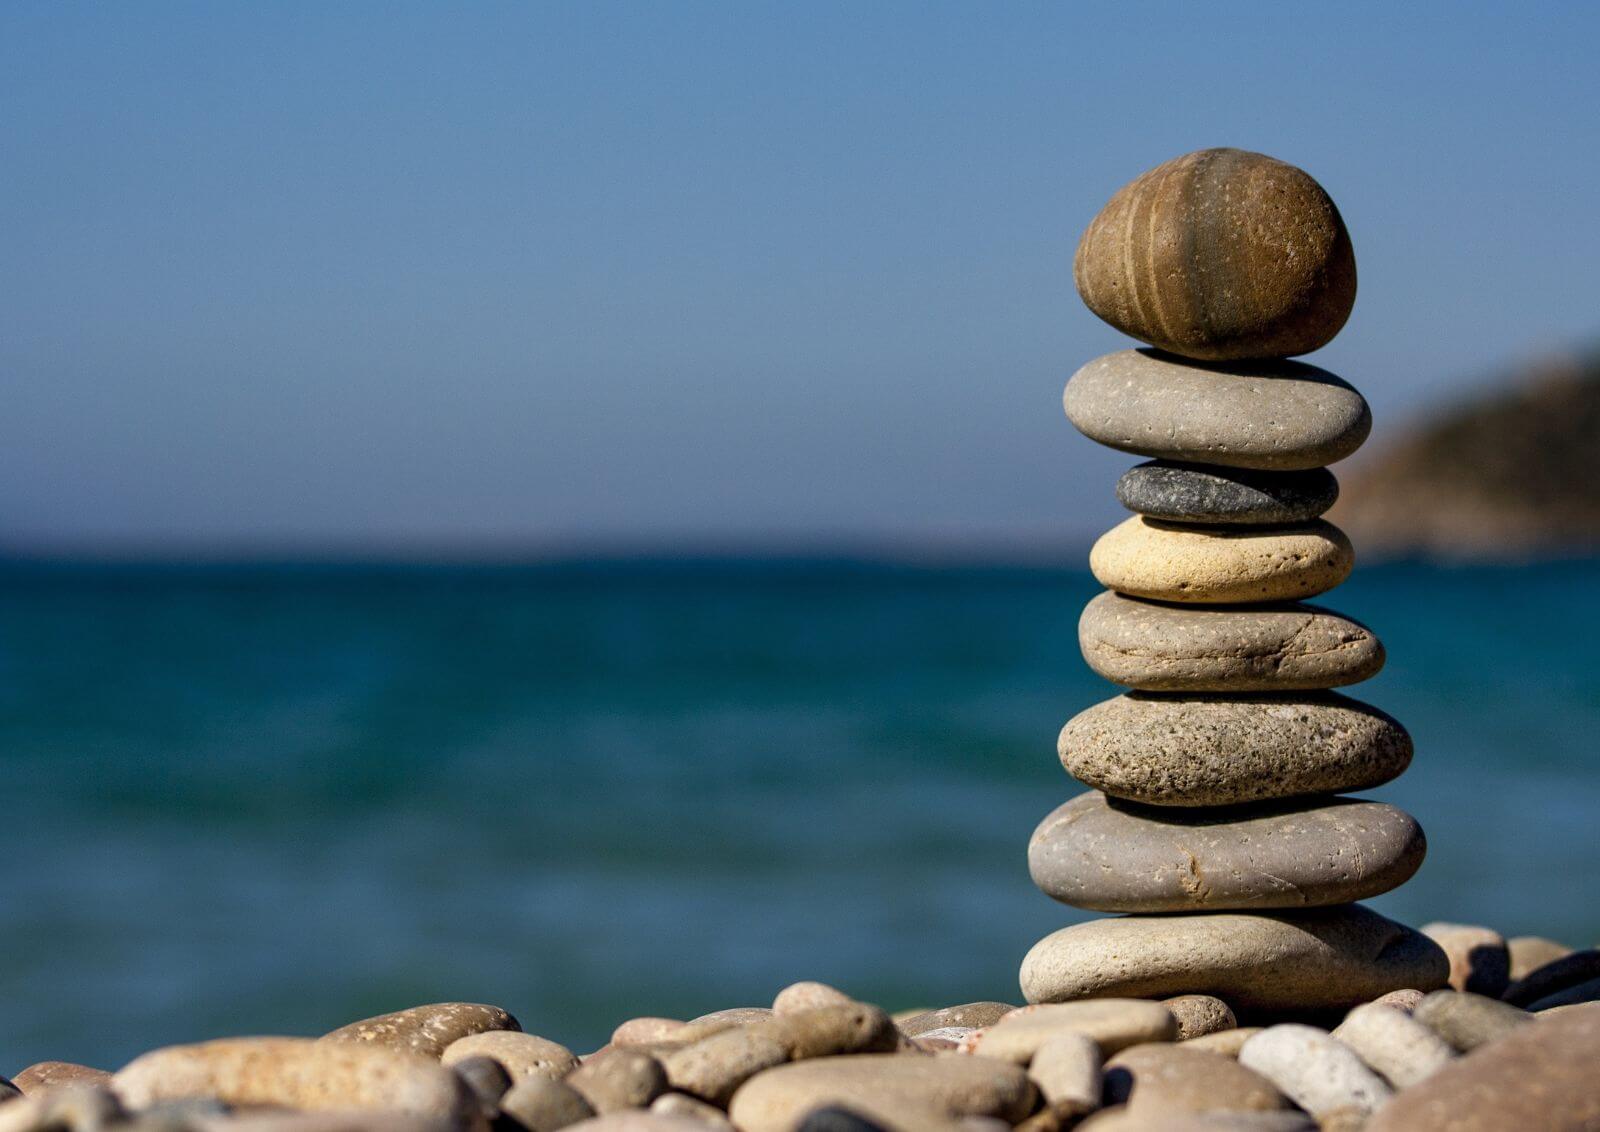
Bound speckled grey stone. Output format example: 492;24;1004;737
1117;461;1339;525
1063;350;1371;471
1058;693;1413;807
1079;592;1384;692
1021;905;1447;1011
1029;792;1425;912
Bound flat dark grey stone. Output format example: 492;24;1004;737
1117;460;1339;525
1029;792;1426;913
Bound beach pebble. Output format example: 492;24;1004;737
1239;1025;1391;1117
650;1092;737;1128
1371;989;1425;1013
792;1108;890;1132
1074;148;1356;361
1116;462;1340;527
1161;996;1236;1040
1331;1003;1455;1088
1506;935;1573;982
612;1020;688;1048
185;1114;456;1132
1021;905;1447;1011
662;1029;790;1107
1078;593;1382;693
1029;792;1423;911
759;1005;899;1060
1501;948;1600;1007
1527;974;1600;1010
318;1002;519;1059
0;1085;125;1132
1026;1032;1101;1109
1412;990;1533;1051
908;1026;974;1045
1013;1101;1103;1132
561;1115;715;1132
1090;517;1354;604
1365;1003;1600;1131
1421;922;1511;997
772;983;855;1015
451;1054;512;1109
974;1000;1176;1063
895;1004;1014;1037
688;1009;772;1028
111;1038;477;1125
1105;1044;1290;1115
1180;1028;1262;1058
1073;1109;1314;1131
566;1049;669;1114
726;1054;1036;1132
1065;352;1369;472
442;1031;577;1084
499;1075;597;1131
10;1062;111;1097
1058;693;1412;808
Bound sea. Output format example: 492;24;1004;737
2;558;1596;1072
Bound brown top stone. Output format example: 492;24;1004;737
1075;148;1356;360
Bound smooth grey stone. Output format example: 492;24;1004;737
1117;461;1339;525
1412;990;1532;1051
1063;350;1371;471
1028;793;1425;912
1021;905;1448;1012
1079;592;1384;692
1330;1003;1455;1088
1058;692;1413;807
1238;1025;1392;1117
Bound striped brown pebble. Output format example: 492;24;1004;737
1075;148;1356;360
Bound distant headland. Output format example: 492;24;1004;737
1334;349;1600;560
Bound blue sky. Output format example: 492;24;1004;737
4;2;1598;555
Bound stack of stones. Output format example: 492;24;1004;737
1021;148;1449;1015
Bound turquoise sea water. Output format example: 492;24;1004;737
2;559;1597;1072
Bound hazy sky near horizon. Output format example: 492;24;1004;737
4;2;1599;554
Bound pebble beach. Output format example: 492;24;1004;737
3;961;1598;1131
6;148;1599;1131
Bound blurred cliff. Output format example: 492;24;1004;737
1334;350;1600;560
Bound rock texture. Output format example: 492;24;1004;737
1365;1002;1600;1131
1078;593;1383;691
112;1038;479;1125
1029;792;1425;911
1064;351;1370;471
1057;693;1413;807
1116;461;1340;525
318;1003;519;1059
726;1054;1037;1132
1020;905;1447;1010
1074;148;1357;360
1089;517;1354;604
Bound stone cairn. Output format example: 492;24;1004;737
1020;148;1450;1015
